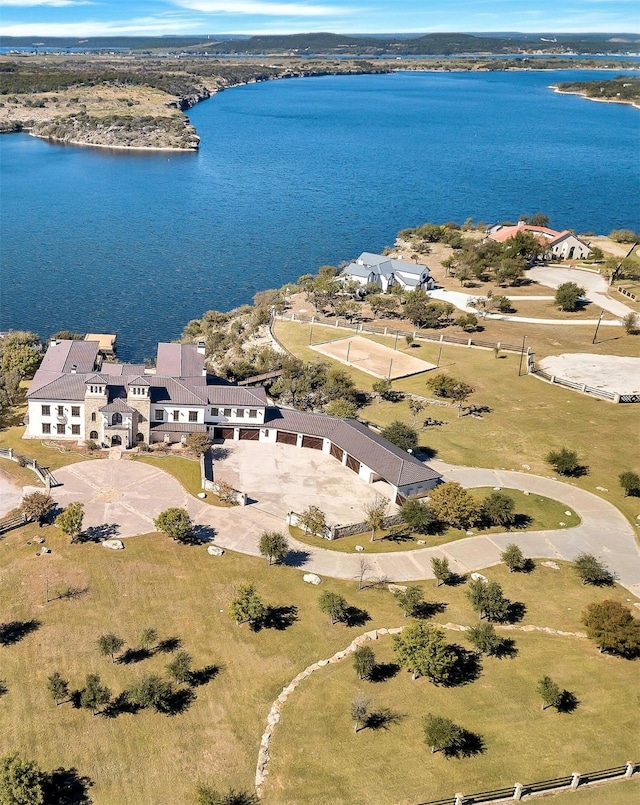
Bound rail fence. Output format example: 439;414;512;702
0;447;59;488
0;512;27;535
417;760;637;805
525;354;624;403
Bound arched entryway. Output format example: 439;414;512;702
89;430;98;440
135;432;144;443
111;435;122;446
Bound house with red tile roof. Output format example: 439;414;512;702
487;221;592;260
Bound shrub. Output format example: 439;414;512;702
573;553;614;586
546;447;584;477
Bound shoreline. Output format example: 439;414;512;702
28;131;199;152
551;85;640;109
2;62;638;153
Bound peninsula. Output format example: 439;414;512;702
553;75;640;108
1;52;638;151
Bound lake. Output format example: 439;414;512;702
1;69;638;361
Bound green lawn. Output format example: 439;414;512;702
273;320;640;532
291;489;578;553
129;454;229;506
0;522;637;805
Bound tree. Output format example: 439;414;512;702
350;694;370;733
466;578;510;622
353;645;376;680
555;282;585;311
297;505;328;537
372;377;394;401
429;482;480;530
363;495;388;542
0;753;45;805
501;543;527;572
154;507;193;543
431;556;451;587
581;600;640;657
369;295;399;318
80;673;112;715
166;650;193;683
55;501;84;542
573;553;614;586
325;398;357;418
401;498;439;535
128;675;174;711
185;432;211;456
0;331;42;380
619;471;640;497
318;591;348;625
139;627;158;651
423;714;465;754
393;585;424;617
449;381;474;417
546;447;583;477
20;491;54;527
495;257;524;286
380;421;418;452
522;212;549;227
426;374;474;415
467;622;503;656
392;622;458;683
194;786;259;805
228;585;266;628
483;491;516;527
622;312;638;334
408;398;424;424
259;531;289;565
455;313;479;332
46;672;69;706
97;633;125;663
537;675;562;710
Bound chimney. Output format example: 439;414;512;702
196;340;206;355
71;364;77;374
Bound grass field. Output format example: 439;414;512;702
291;489;578;554
129;454;230;506
274;320;640;530
1;515;637;804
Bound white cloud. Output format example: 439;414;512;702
0;16;205;36
172;0;352;17
0;0;95;6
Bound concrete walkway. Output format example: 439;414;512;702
17;454;639;599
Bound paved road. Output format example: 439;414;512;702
527;265;634;318
18;455;640;598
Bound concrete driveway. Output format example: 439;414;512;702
16;449;640;598
528;265;634;318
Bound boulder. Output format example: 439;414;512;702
355;545;365;552
198;492;207;499
470;572;488;582
303;573;322;585
207;545;224;556
102;539;124;550
388;583;408;594
541;561;560;570
41;546;51;554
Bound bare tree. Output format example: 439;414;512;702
363;496;389;542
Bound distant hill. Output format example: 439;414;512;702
1;32;638;55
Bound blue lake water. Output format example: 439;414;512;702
1;69;639;361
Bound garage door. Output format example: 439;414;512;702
276;430;297;445
330;443;344;461
239;428;260;441
214;427;235;440
395;492;406;506
302;435;323;450
345;454;360;473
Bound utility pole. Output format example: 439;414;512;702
592;310;604;345
518;335;527;376
436;346;442;368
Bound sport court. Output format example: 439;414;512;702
311;334;435;379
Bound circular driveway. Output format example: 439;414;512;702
27;450;640;598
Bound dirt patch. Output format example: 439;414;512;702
311;335;435;379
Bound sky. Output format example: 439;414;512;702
0;0;639;39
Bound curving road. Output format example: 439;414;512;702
21;453;640;599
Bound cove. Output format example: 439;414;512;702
1;69;638;362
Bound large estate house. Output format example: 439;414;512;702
25;339;441;502
487;222;592;260
341;252;435;293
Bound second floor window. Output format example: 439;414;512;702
71;406;80;417
42;405;50;416
189;410;198;422
172;410;180;421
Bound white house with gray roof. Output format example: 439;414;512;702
342;252;434;293
26;339;441;501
